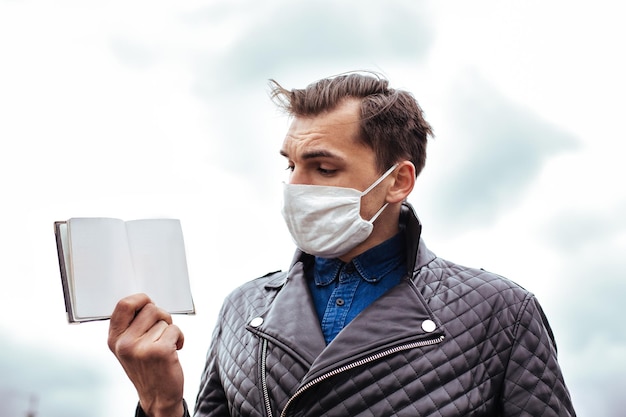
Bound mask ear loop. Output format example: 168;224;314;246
368;202;389;224
361;163;399;195
361;163;399;223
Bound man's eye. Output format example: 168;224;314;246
285;165;294;172
318;167;337;175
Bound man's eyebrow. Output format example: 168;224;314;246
279;149;345;161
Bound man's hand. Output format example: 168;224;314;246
108;294;185;417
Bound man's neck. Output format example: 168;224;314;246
338;208;401;263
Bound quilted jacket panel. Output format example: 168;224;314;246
190;204;575;417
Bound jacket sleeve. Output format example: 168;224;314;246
192;305;232;417
501;294;576;416
134;399;190;417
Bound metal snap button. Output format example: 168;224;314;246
421;319;436;333
250;317;264;327
336;298;345;306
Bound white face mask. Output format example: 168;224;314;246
281;164;398;258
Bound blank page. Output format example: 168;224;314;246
68;218;136;319
125;219;193;313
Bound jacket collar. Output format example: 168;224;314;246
400;201;436;273
271;201;436;289
254;202;442;370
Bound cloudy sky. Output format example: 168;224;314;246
1;0;624;415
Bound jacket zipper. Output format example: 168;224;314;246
261;339;274;417
269;335;445;417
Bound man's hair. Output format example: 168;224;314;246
269;72;433;177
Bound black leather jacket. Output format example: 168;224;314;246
175;203;575;416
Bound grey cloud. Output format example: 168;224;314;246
532;199;626;414
531;205;626;415
0;334;107;417
190;0;435;191
556;253;625;348
544;205;626;348
194;0;434;94
548;249;626;416
541;202;626;254
429;75;579;230
569;366;626;417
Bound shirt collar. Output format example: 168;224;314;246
313;232;406;286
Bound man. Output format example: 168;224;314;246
108;73;576;416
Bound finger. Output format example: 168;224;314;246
159;324;185;351
145;319;170;343
123;303;173;340
108;293;152;348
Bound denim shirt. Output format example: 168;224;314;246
307;232;407;344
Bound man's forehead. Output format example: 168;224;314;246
279;126;364;159
279;146;346;162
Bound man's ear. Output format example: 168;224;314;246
387;161;415;203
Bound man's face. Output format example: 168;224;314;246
279;99;388;221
